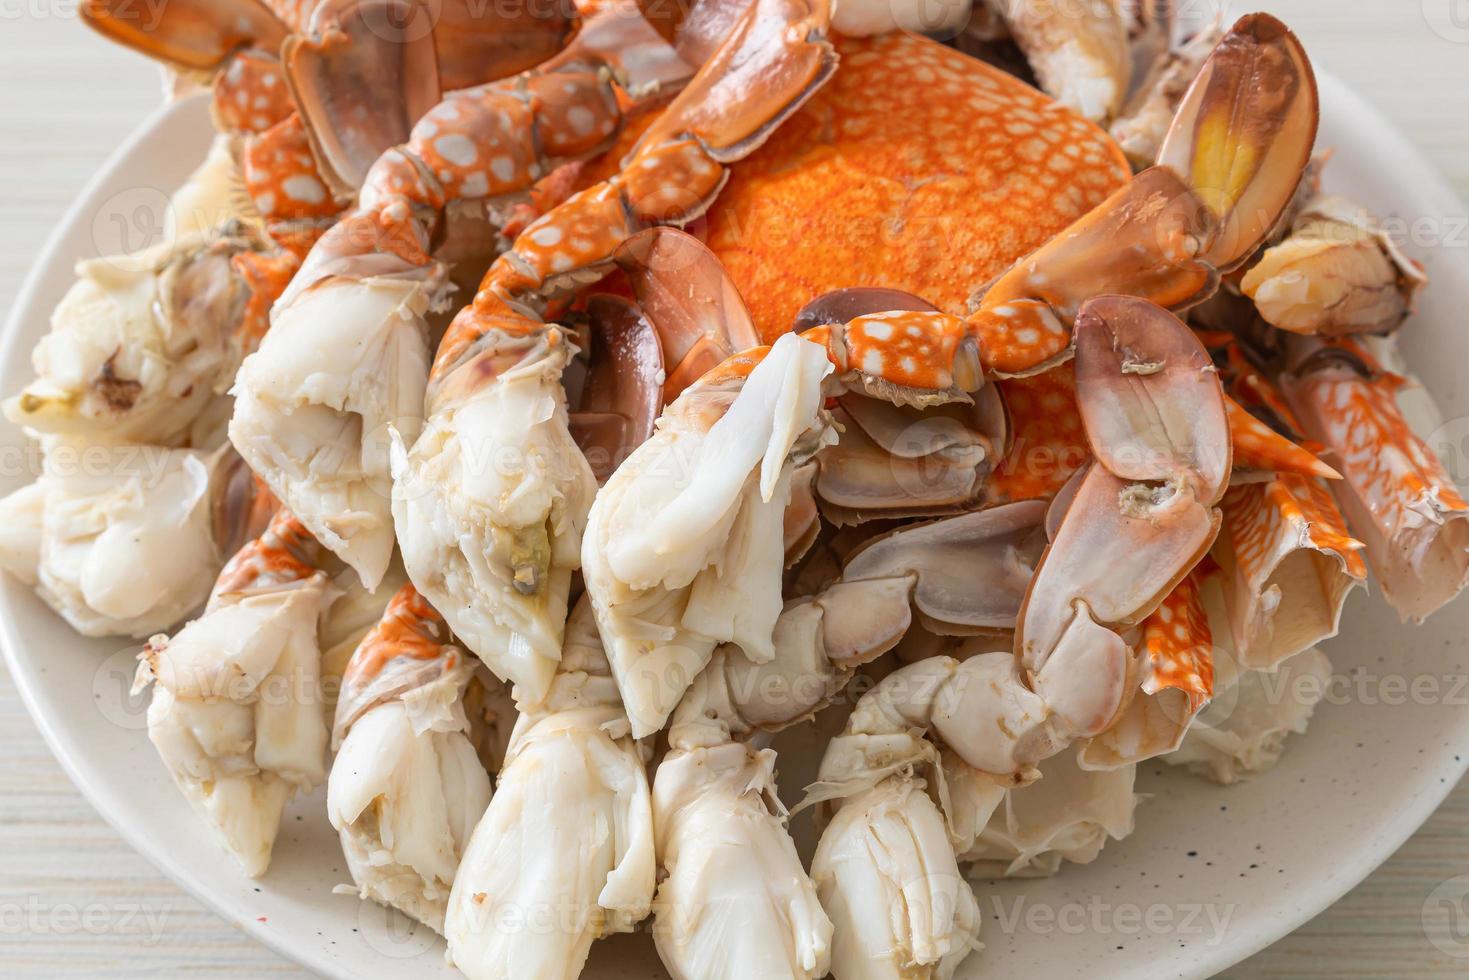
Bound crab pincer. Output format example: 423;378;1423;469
444;599;655;980
134;508;332;877
328;584;492;934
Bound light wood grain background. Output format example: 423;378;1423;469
2;1;1468;976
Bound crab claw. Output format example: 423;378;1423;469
1226;395;1341;481
569;295;664;483
970;13;1318;375
1280;339;1469;622
80;0;285;73
1073;295;1231;501
614;228;760;402
583;333;834;737
230;265;435;592
1156;12;1319;271
284;0;442;196
444;600;655;980
328;585;491;933
392;324;597;703
1215;474;1365;669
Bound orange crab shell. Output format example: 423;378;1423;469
703;31;1132;343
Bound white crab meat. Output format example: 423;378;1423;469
444;604;655;980
138;575;332;876
1165;647;1331;784
328;664;491;934
230;273;432;590
392;333;596;702
583;333;833;737
0;440;233;637
811;775;982;980
947;745;1137;877
652;741;832;980
4;230;255;448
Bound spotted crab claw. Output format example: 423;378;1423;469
1279;338;1469;622
444;599;655;980
134;508;330;877
582;332;835;737
328;585;492;933
970;12;1319;376
0;441;263;638
5;225;278;448
392;322;597;703
1241;195;1428;336
1018;296;1228;758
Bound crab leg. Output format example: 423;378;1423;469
1279;338;1469;621
229;2;695;597
443;598;655;980
328;584;492;933
133;508;331;876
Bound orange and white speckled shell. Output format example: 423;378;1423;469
1216;472;1365;668
986;363;1088;503
1139;568;1213;709
705;31;1131;343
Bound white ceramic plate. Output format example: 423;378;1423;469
5;69;1469;980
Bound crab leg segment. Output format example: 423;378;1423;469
134;508;330;877
444;599;655;980
968;13;1318;375
328;585;492;933
1279;340;1469;621
1018;296;1227;755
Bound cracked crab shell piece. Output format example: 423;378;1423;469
948;744;1137;877
443;602;655;980
392;326;596;703
841;501;1047;634
1240;196;1427;336
1215;474;1365;669
1110;20;1223;169
652;741;831;980
230;269;433;590
982;0;1132;122
139;573;331;876
613;227;759;403
329;589;490;933
2;441;239;637
1281;349;1469;622
583;333;833;737
1073;295;1231;501
570;295;663;483
5;229;263;447
1165;646;1331;784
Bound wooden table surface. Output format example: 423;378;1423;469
2;1;1468;976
